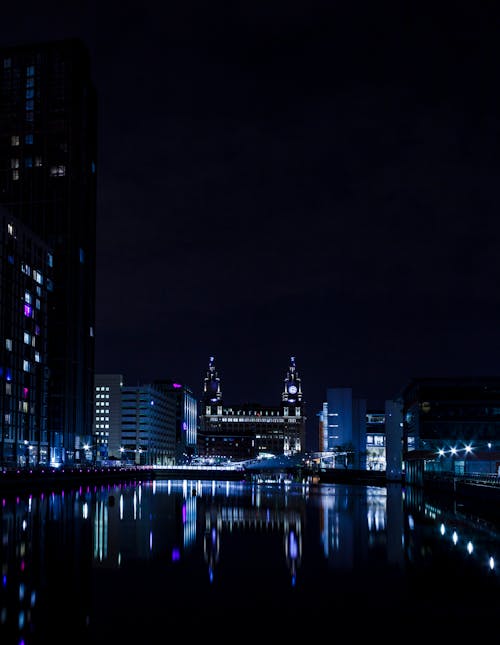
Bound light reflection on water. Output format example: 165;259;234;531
1;479;500;642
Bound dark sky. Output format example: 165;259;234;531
2;1;500;447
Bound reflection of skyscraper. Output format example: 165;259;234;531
0;39;97;465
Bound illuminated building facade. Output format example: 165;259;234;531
0;207;52;466
197;356;306;460
0;39;97;465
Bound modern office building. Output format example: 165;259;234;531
197;356;306;461
0;39;97;465
0;206;53;466
320;387;367;469
92;374;123;463
153;379;197;463
317;396;403;475
121;384;176;466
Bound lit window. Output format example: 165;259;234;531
79;248;85;263
11;158;19;168
33;270;43;285
25;157;33;168
24;304;32;318
24;332;31;345
25;99;34;111
22;402;28;413
47;252;53;267
25;88;34;99
10;135;19;146
35;299;40;310
24;291;32;304
26;77;34;88
21;264;31;276
7;223;14;236
50;165;66;177
5;339;12;351
23;360;30;372
34;351;41;363
12;170;19;181
25;134;33;145
26;65;35;77
34;156;42;167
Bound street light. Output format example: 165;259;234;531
464;444;472;475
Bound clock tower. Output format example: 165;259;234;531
282;356;303;406
202;356;222;407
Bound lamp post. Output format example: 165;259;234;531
464;444;472;476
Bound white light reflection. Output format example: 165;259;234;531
120;494;124;520
149;530;153;552
467;541;473;555
82;502;88;519
440;523;445;535
489;556;495;570
452;530;458;545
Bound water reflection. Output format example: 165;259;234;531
0;479;499;642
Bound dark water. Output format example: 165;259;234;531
1;477;500;643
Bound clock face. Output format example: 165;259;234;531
288;384;297;395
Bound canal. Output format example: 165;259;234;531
1;477;499;643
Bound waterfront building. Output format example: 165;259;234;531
197;356;306;461
400;376;500;483
0;39;97;465
0;207;53;466
121;383;176;466
320;387;366;469
152;379;197;463
92;374;123;463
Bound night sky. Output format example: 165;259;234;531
2;1;500;448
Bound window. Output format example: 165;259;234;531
11;135;19;146
11;158;19;168
35;352;40;363
26;65;35;77
47;252;53;267
12;170;19;181
25;291;32;304
50;165;66;177
5;339;12;351
3;58;11;68
24;157;33;168
23;360;30;372
7;223;14;236
25;134;33;145
34;156;42;167
25;88;34;99
25;99;34;111
24;332;31;345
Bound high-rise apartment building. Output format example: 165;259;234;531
0;206;52;466
0;39;97;465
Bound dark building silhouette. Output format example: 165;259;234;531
197;356;306;460
0;39;97;465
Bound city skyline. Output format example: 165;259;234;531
1;2;500;437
